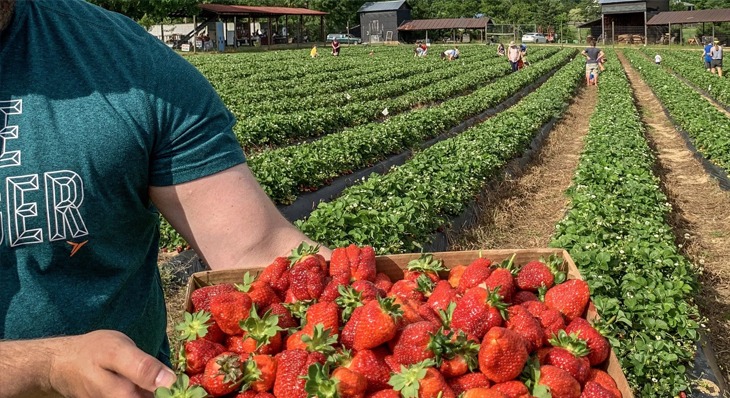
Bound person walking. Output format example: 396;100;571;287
710;39;723;77
703;39;714;72
507;41;521;72
582;38;604;86
0;0;330;396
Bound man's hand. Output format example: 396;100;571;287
0;330;176;398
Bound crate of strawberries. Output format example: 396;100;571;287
158;244;633;398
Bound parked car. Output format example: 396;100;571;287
326;33;362;44
521;33;547;44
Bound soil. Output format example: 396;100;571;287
449;85;596;250
618;51;730;388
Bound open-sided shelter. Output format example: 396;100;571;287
580;0;669;44
397;18;494;43
647;9;730;45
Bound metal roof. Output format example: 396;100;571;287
358;1;408;14
197;4;328;17
398;18;492;31
647;9;730;24
598;0;642;3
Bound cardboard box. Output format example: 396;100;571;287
184;248;633;398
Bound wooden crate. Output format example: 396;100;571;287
183;248;633;398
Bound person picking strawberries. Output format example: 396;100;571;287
0;1;330;397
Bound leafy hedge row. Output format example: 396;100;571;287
551;51;700;397
624;49;730;172
234;49;557;151
646;48;730;108
250;49;572;205
296;54;583;254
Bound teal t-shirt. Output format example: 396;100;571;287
0;0;246;360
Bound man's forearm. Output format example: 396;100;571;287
0;339;57;397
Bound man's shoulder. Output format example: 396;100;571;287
33;0;150;41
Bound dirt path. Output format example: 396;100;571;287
619;51;730;388
449;85;596;250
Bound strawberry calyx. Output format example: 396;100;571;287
215;353;245;386
304;362;339;398
282;299;315;324
327;348;353;368
548;330;590;358
377;296;404;322
234;272;257;293
335;285;364;322
154;373;207;398
486;286;509;320
521;356;551;398
414;274;436;296
240;358;263;392
175;311;212;342
437;301;456;328
498;253;519;275
239;306;283;350
389;359;435;398
406;253;447;274
426;328;479;371
543;254;567;284
288;241;321;265
302;323;338;356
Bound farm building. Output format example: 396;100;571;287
358;0;412;43
579;0;669;44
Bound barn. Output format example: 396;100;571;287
358;0;412;43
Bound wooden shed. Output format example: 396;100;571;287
358;0;412;43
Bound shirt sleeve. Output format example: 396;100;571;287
146;37;246;186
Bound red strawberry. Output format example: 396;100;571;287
544;279;590;321
585;369;622;398
289;241;328;271
491;380;531;398
189;372;204;387
352;279;383;302
388;279;426;302
287;302;340;350
389;360;456;398
366;390;400;398
202;352;245;397
287;244;328;302
352;297;403;351
403;253;447;284
516;260;555;292
350;347;393;393
427;280;459;313
209;290;253;335
304;363;367;398
462;388;509;398
564;317;610;366
257;256;291;298
394;297;426;328
447;372;491;395
478;327;529;383
273;349;327;398
391;321;440;366
458;257;492;293
181;338;225;375
235;272;280;312
320;274;348;303
505;304;545;353
348;244;377;282
482;268;516;303
191;283;237;312
330;245;353;280
538;365;581;398
241;354;277;393
373;272;394;294
544;330;591;384
521;300;566;345
451;286;506;340
267;302;298;330
512;290;539;304
235;392;275;398
581;381;620;398
417;303;443;328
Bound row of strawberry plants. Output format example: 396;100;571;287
551;52;700;397
624;49;730;172
236;49;558;151
227;50;522;116
249;49;573;205
295;54;584;254
158;51;570;251
221;49;520;117
642;48;730;108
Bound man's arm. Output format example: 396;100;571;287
150;163;329;270
0;331;176;398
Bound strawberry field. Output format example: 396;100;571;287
159;44;730;398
